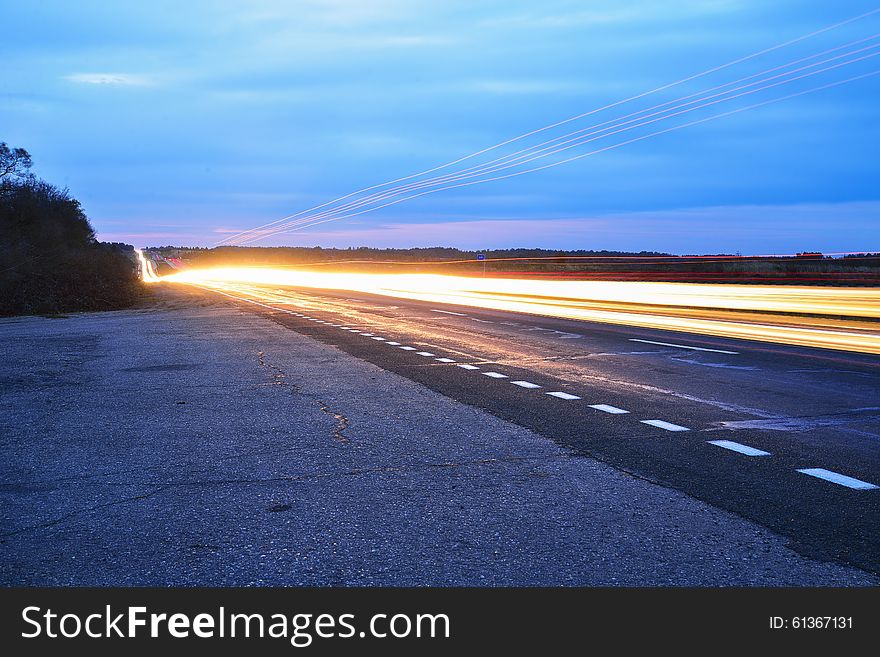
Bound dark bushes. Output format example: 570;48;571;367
0;150;142;316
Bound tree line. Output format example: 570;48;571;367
146;244;878;284
0;142;141;316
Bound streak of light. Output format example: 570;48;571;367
238;41;880;242
246;68;880;241
192;251;880;269
135;249;161;283
159;267;880;355
218;8;880;246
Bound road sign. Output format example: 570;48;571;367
476;253;486;261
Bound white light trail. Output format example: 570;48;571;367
248;68;880;240
237;38;880;243
219;8;880;246
135;249;160;283
159;268;880;355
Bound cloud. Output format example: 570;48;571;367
235;0;413;28
254;29;455;55
96;231;187;240
64;73;153;86
482;1;741;29
363;34;453;47
465;79;586;95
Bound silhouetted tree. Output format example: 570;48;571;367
0;143;141;315
0;142;33;182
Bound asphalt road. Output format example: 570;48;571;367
1;286;876;585
188;280;880;575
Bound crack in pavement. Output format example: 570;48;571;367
0;486;169;539
0;350;350;490
316;399;350;443
257;349;350;444
0;454;568;540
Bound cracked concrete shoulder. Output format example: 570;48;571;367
257;349;350;444
316;399;350;443
0;455;570;540
0;486;169;539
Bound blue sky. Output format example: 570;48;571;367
2;0;878;253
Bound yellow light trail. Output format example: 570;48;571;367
159;267;880;355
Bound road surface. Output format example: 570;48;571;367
0;285;876;584
174;279;880;575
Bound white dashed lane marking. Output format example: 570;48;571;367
641;419;690;431
708;440;770;457
797;468;878;490
589;404;629;414
546;392;580;400
628;339;738;355
212;292;880;503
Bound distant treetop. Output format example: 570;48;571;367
0;142;33;183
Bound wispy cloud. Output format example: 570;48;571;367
64;73;153;86
358;34;453;48
97;231;187;240
465;79;586;95
482;1;741;29
235;0;413;29
337;132;413;154
249;202;880;253
255;30;455;55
